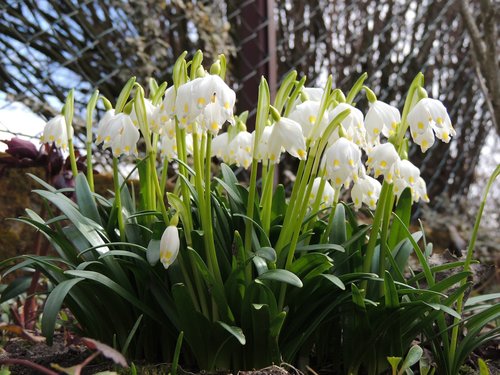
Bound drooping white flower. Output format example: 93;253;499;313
253;125;273;161
289;101;328;141
408;98;455;152
159;225;180;269
329;103;366;149
351;175;382;210
413;177;430;203
309;177;336;210
392;159;429;203
174;74;236;130
107;113;140;157
96;109;116;148
364;100;401;145
201;102;226;136
159;133;177;160
323;137;362;188
212;132;230;161
366;142;400;183
228;131;253;168
152;86;177;136
267;117;307;163
41;114;72;151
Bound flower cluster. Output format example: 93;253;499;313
40;62;452;215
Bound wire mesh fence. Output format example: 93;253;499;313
0;0;496;208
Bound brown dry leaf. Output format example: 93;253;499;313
0;323;45;343
80;337;128;368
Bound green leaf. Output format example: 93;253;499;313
271;184;286;222
34;190;109;253
42;278;85;345
400;345;423;372
320;274;345;290
75;173;102;226
330;204;347;245
478;359;490;375
391;232;423;274
214;177;243;205
0;276;32;303
257;269;303;288
64;270;163;323
121;314;143;356
295;243;345;253
351;283;366;309
217;321;246;345
384;271;400;308
255;247;277;262
388;187;412;249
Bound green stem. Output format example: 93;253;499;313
448;164;500;369
86;141;94;191
261;162;275;235
160;157;168;197
68;138;79;178
149;152;169;224
175;125;193;245
113;157;125;242
320;189;340;243
378;184;394;296
244;159;259;254
362;182;391;282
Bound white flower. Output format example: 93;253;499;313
323;137;362;188
41;114;72;151
309;177;336;210
366;142;400;183
267;117;307;163
329;103;366;149
351;175;382;210
228;131;253;168
175;74;236;130
201;102;226;136
212;132;230;161
160;225;180;269
365;101;401;145
96;110;116;148
289;101;328;141
413;177;430;203
408;98;455;152
392;159;429;203
107;113;140;157
152;86;177;136
159;133;177;160
253;125;273;161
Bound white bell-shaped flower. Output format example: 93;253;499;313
351;175;382;210
229;131;253;169
329;103;366;149
323;137;362;188
160;225;180;269
289;101;328;141
366;142;400;183
96;110;116;148
413;177;430;203
159;133;177;160
41;114;72;151
212;132;230;161
253;125;273;161
175;74;236;130
392;159;429;203
108;113;140;157
365;100;401;145
201;102;226;136
408;98;455;152
267;117;307;163
309;177;336;210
